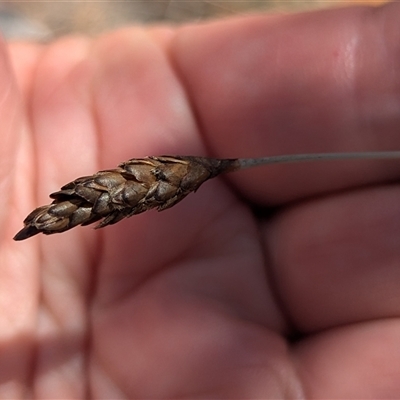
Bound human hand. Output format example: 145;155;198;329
2;3;400;398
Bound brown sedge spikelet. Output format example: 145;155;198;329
14;151;400;241
14;156;239;241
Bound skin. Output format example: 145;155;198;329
1;3;400;398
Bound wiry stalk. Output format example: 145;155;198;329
14;151;400;241
235;151;400;170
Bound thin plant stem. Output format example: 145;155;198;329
236;151;400;170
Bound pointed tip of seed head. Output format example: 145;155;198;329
13;226;40;241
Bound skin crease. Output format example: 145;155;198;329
0;2;400;398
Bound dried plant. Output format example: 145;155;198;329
14;151;400;241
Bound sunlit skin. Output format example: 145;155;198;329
1;3;400;398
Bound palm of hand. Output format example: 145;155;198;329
2;5;400;398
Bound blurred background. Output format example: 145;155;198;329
0;0;391;41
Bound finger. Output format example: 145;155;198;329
295;319;400;398
28;36;98;270
171;3;400;203
90;27;203;166
264;185;400;332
